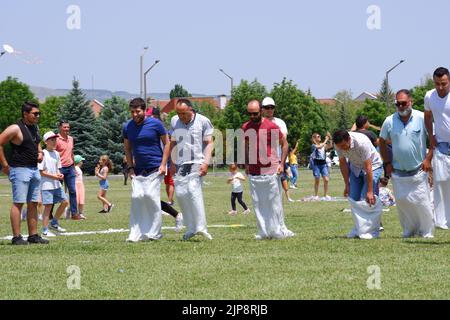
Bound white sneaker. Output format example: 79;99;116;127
324;195;332;201
289;185;298;189
79;213;87;220
359;233;374;240
242;209;251;215
42;229;56;237
50;223;66;233
197;231;213;240
228;210;237;216
422;233;434;239
182;232;195;241
175;213;183;232
288;198;295;202
436;224;449;230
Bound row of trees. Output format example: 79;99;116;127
0;75;436;174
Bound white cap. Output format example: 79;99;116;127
262;97;276;107
43;131;59;142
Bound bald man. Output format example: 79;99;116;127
169;98;214;241
242;100;295;240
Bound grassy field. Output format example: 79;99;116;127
0;168;449;300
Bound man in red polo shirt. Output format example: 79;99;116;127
56;120;82;220
242;100;295;240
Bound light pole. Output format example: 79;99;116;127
385;59;405;116
140;46;149;98
1;44;14;58
144;60;160;105
219;68;233;96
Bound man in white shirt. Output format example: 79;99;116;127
333;130;383;239
169;98;214;240
424;67;450;229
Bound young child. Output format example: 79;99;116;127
74;155;87;219
95;155;114;213
227;164;250;215
379;177;395;207
38;131;69;236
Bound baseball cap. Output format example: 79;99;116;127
43;131;59;142
262;97;276;107
74;155;86;164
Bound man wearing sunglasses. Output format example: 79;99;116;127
379;89;434;238
424;67;450;230
0;101;49;245
242;100;294;240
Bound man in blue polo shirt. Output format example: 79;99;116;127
123;98;170;242
379;89;434;238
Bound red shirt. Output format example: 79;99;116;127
242;118;282;175
56;135;74;167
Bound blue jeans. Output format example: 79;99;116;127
290;165;298;185
9;167;41;203
60;166;77;216
349;167;382;201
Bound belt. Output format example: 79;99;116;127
393;166;421;177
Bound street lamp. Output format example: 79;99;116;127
144;60;160;104
219;68;233;96
1;44;14;58
385;59;405;116
140;46;149;98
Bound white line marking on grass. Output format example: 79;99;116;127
0;224;246;240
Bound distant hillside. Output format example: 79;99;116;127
30;86;209;102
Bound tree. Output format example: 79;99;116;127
39;96;66;133
270;78;328;155
194;101;223;128
358;99;387;128
377;78;395;115
96;96;130;173
170;84;191;99
410;76;435;112
218;79;267;131
0;76;36;132
329;90;360;132
59;79;102;175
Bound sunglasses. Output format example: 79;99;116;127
395;101;409;107
30;111;41;116
247;112;260;116
262;105;275;110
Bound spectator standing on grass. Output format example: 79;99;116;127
288;140;300;189
227;163;250;216
74;155;87;218
0;101;48;245
310;132;332;201
55;120;81;220
95;155;114;213
39;131;68;237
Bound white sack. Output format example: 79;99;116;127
127;172;163;242
174;172;208;235
249;174;295;240
391;171;434;237
431;150;450;228
347;197;382;239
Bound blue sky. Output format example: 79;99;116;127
1;0;449;98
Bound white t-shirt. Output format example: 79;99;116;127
75;166;83;183
230;172;245;193
170;113;214;166
38;149;62;190
424;89;450;142
269;117;287;158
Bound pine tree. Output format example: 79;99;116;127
59;79;102;174
378;78;395;115
96;96;130;173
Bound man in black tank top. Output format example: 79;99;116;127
0;102;49;245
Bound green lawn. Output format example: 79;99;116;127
0;169;449;300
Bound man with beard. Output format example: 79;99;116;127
242;99;294;240
380;89;434;238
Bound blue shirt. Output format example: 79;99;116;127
122;117;167;170
380;109;427;171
